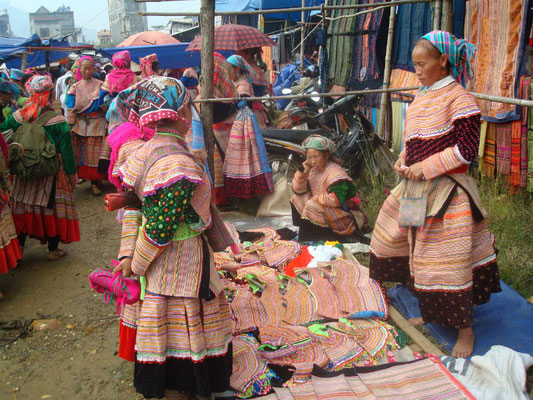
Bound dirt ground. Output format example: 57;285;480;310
0;181;145;400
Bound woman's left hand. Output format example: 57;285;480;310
404;162;425;181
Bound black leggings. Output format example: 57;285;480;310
18;233;61;251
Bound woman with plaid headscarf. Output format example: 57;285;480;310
291;134;367;243
0;75;80;261
369;31;500;358
113;77;234;400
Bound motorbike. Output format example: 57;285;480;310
263;94;398;188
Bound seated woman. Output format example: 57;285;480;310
291;135;367;243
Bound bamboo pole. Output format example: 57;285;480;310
378;5;396;144
441;0;453;32
432;0;441;30
137;0;434;16
190;86;533;108
21;53;28;70
300;0;305;70
199;0;216;175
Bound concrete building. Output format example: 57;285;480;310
0;9;12;37
158;17;198;35
29;6;79;40
108;0;148;44
97;29;112;46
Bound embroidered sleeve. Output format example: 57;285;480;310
291;171;309;194
142;180;198;246
324;180;357;206
421;115;481;180
118;209;143;259
131;180;198;276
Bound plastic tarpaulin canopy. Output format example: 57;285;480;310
0;35;91;69
215;0;324;21
388;281;533;358
101;43;234;69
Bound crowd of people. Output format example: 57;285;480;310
0;30;501;398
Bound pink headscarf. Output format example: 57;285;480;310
112;50;131;69
140;53;158;78
76;56;95;81
107;51;135;95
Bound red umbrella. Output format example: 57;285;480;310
118;31;180;47
186;24;276;51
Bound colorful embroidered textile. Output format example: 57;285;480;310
281;274;320;325
291;161;357;236
129;77;189;129
482;122;497;178
422;30;476;87
322;259;387;318
510;120;522;185
495;122;512;176
297;269;342;320
227;55;254;85
223;106;273;198
0;153;21;274
370;175;500;329
465;0;529;121
356;357;476;399
214;52;237;100
403;81;480;145
139;53;158;78
231;334;277;398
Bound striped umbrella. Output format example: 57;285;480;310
186;24;276;51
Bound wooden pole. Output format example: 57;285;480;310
432;0;441;30
200;0;216;175
378;5;396;144
441;0;453;32
300;0;305;69
21;53;28;71
45;51;51;72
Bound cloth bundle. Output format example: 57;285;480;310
89;263;141;314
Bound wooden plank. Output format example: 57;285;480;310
388;306;446;356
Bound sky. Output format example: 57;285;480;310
1;0;201;42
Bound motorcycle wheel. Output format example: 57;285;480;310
269;154;300;187
372;141;401;188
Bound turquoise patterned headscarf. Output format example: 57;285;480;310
421;30;476;87
227;55;253;85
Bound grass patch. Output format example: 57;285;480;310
357;171;533;299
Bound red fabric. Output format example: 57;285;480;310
118;321;137;362
77;165;107;181
214;187;227;205
0;238;22;274
13;213;80;244
285;246;313;277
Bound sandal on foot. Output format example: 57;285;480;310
48;249;67;261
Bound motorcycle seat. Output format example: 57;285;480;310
262;128;328;144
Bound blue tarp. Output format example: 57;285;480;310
0;34;91;69
101;43;234;69
388;281;533;357
215;0;324;21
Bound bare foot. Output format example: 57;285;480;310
48;249;67;261
90;184;102;196
452;327;474;358
77;178;85;184
408;317;425;326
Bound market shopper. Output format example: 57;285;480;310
101;50;138;98
139;53;160;79
66;56;108;195
369;31;500;358
291;134;367;243
113;77;233;399
1;75;80;261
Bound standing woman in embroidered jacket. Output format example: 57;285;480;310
113;77;233;400
66;56;108;196
369;31;500;358
1;75;80;261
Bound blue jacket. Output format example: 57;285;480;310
273;58;312;110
